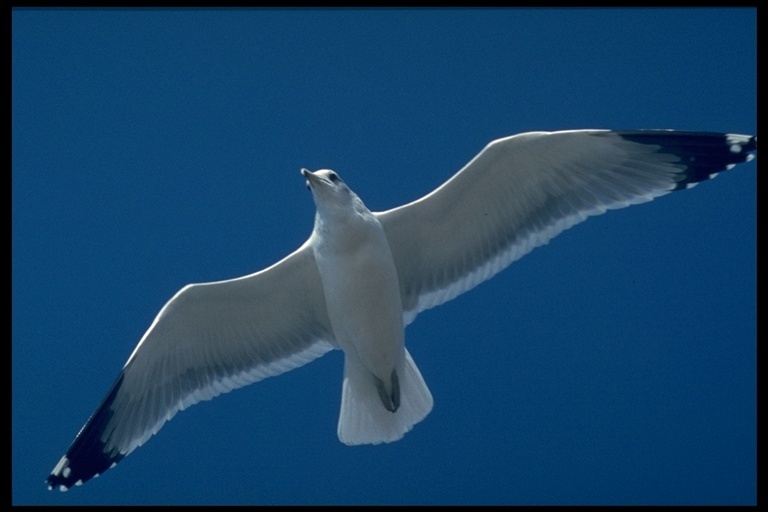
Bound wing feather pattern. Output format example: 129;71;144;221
47;242;334;491
376;130;756;324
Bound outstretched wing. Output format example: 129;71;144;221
376;130;756;324
47;241;335;491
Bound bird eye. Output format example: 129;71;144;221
329;172;340;183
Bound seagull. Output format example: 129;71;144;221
47;129;756;491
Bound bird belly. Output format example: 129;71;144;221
313;229;405;381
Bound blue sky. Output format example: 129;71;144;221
12;8;756;506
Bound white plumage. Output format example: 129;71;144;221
47;129;756;491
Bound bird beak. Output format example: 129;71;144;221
302;168;323;189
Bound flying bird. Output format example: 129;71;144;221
47;129;756;491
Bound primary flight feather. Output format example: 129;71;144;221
47;129;756;491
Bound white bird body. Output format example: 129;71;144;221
303;168;433;444
47;129;756;491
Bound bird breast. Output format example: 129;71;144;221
311;214;405;380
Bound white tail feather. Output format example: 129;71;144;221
337;348;433;445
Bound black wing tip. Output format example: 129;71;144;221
46;373;127;491
46;452;125;491
609;130;756;190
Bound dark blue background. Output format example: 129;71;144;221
12;8;756;505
